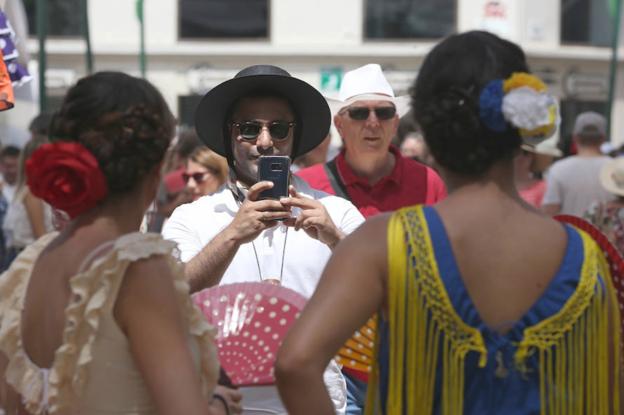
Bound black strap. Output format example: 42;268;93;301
211;393;230;415
323;158;351;201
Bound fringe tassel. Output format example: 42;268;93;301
366;207;487;415
366;208;622;415
515;230;621;415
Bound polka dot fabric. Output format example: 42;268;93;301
336;316;376;373
555;215;624;341
192;282;307;386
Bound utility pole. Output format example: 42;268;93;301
36;0;47;112
607;0;622;138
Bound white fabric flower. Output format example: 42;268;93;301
501;86;557;131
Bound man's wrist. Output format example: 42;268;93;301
327;229;345;250
220;224;244;247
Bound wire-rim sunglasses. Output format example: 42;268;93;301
231;121;296;141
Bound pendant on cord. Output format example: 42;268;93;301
263;278;281;286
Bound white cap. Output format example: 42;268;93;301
521;135;562;157
326;64;410;117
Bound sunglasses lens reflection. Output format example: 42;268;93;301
375;107;396;120
268;122;290;139
237;121;292;141
347;106;396;121
182;172;207;184
239;123;262;139
347;108;369;120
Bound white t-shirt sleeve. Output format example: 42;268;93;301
542;165;563;206
161;204;203;262
321;195;365;235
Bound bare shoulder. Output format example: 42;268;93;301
335;213;391;257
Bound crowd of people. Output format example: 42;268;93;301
0;29;620;415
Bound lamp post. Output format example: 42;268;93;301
137;0;146;78
36;0;47;112
82;0;93;74
607;0;622;138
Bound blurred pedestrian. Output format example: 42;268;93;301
514;136;562;208
399;132;433;165
146;127;202;232
0;145;19;203
542;112;613;216
584;157;624;254
2;135;53;269
184;145;228;200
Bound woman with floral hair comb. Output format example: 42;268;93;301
0;72;232;414
276;31;621;415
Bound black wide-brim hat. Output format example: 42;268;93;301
194;65;331;159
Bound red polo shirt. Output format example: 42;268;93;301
296;146;446;218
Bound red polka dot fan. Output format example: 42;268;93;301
192;282;307;386
555;215;624;338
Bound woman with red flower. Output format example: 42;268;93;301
0;72;235;414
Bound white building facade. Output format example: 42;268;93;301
1;0;622;150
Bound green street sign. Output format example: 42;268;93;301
320;67;343;93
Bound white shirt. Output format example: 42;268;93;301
3;194;53;249
542;156;613;216
163;175;364;414
2;183;15;203
163;175;364;297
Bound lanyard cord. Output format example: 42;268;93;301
229;184;289;283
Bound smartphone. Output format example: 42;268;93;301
257;155;290;200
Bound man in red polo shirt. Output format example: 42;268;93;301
297;64;446;414
298;63;445;217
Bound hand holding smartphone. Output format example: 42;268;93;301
257;156;291;200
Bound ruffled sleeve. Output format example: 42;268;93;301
0;232;218;414
0;232;58;414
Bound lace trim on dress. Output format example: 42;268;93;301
0;232;218;414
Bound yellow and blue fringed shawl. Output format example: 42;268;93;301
365;206;621;415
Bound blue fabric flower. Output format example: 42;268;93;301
479;80;507;133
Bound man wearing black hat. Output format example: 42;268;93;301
163;65;363;414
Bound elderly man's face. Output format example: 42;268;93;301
230;96;295;185
334;100;399;159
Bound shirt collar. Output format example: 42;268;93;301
335;145;404;187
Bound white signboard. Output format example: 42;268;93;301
480;0;511;38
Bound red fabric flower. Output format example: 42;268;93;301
26;142;108;218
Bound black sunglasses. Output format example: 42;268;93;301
344;106;397;121
182;171;210;184
232;121;296;141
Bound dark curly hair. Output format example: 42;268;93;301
411;31;528;176
49;71;175;195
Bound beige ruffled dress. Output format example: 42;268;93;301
0;232;219;414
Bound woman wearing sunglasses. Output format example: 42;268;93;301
276;31;621;415
184;146;229;200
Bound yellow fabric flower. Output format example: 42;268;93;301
503;72;547;93
518;103;558;140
